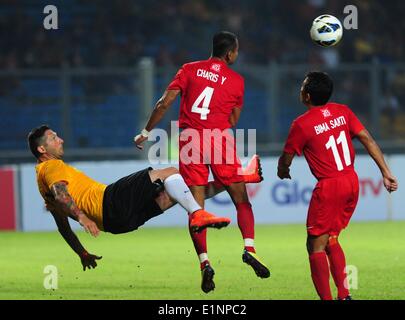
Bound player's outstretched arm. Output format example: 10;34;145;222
49;208;102;271
51;182;100;237
49;207;87;255
134;89;180;149
356;129;398;193
277;152;294;179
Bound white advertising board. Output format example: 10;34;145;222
390;155;405;220
19;155;403;231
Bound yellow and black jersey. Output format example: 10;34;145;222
36;159;106;230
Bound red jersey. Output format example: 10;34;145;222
283;102;365;180
167;57;244;130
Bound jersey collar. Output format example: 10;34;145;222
209;57;227;65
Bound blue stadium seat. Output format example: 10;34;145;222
19;79;61;98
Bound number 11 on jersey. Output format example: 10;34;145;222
325;130;351;171
191;86;214;120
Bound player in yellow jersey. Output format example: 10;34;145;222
28;125;263;273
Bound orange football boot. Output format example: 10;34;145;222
189;209;231;233
242;154;263;183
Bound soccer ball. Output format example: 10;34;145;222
310;14;343;47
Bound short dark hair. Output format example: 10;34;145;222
212;31;238;58
304;71;333;106
28;125;50;159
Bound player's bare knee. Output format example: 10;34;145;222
236;196;250;204
163;167;179;180
230;192;250;204
226;182;249;204
154;191;174;212
307;234;328;254
168;166;179;174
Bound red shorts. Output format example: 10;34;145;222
178;129;244;186
306;171;359;236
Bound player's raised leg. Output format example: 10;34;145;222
149;168;231;232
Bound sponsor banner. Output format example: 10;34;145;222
19;155;402;231
205;156;388;224
351;157;388;221
0;167;17;230
206;158;312;224
21;164;71;231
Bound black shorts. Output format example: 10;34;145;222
102;167;164;234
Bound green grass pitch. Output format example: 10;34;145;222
0;221;404;300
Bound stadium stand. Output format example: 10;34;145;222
0;0;404;155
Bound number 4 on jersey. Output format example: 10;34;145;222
191;86;214;120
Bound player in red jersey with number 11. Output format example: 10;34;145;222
134;31;270;293
278;72;398;300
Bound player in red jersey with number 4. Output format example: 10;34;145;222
134;31;270;293
278;72;398;300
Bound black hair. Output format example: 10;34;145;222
27;125;50;159
303;71;333;106
212;31;238;58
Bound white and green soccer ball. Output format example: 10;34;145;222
310;14;343;47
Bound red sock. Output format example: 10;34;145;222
189;216;207;266
326;241;350;299
236;202;255;239
309;251;333;300
245;246;256;253
200;260;210;270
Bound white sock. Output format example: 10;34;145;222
164;173;201;214
199;253;208;263
244;238;255;248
